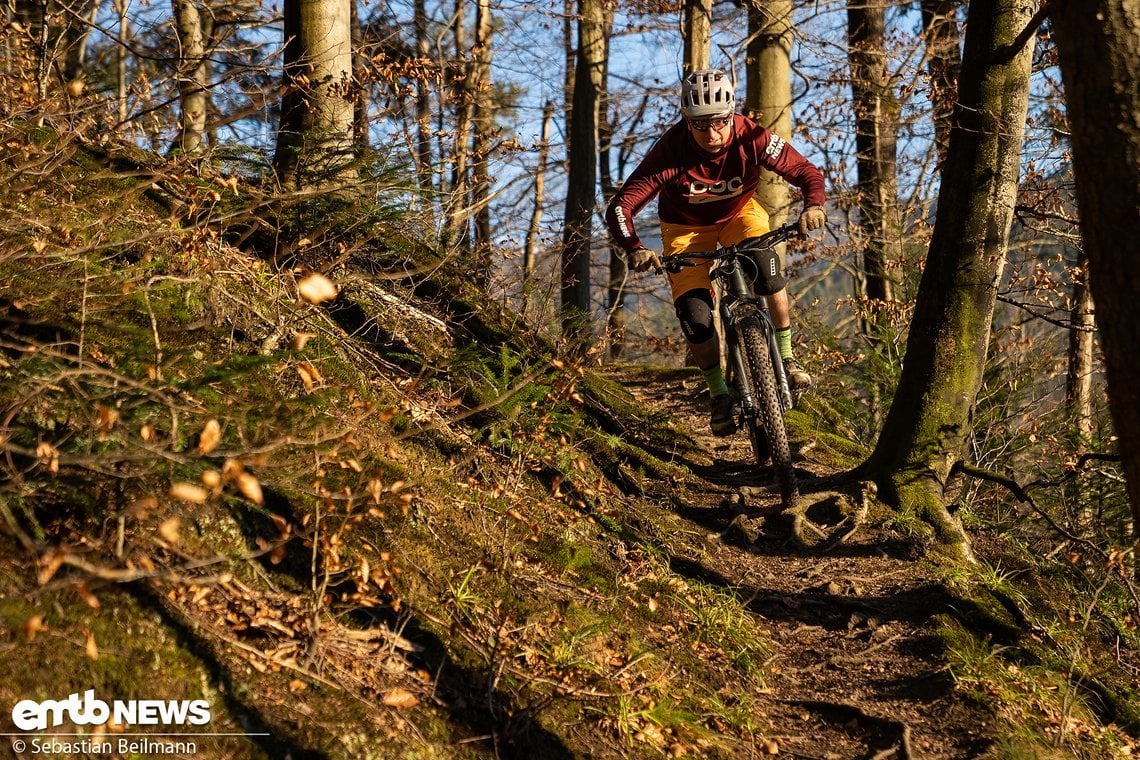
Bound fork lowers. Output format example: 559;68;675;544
737;315;798;506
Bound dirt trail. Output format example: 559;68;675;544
616;366;995;759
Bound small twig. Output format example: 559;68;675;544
953;459;1140;622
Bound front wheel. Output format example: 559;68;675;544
738;317;798;507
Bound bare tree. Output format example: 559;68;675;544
1066;251;1095;443
682;0;711;73
745;0;793;226
13;0;95;102
848;0;900;338
523;100;555;320
171;0;213;154
1049;0;1140;531
858;0;1041;562
413;0;434;196
445;0;472;248
920;0;962;167
470;0;493;286
560;0;606;344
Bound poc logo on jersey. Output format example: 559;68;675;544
687;176;744;204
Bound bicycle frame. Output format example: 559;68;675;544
715;258;794;417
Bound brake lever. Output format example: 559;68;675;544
660;258;695;274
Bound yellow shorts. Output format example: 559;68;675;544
660;197;771;300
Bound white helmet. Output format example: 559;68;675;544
681;69;736;119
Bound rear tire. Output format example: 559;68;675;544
739;317;798;506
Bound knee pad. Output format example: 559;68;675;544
674;288;716;344
747;245;786;295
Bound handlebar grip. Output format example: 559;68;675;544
661;257;695;273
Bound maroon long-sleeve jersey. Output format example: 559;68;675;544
604;113;826;253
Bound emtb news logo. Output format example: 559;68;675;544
11;690;211;731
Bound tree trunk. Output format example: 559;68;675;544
446;0;472;249
350;0;369;157
745;0;792;225
920;0;962;168
682;0;711;73
112;0;130;128
471;0;493;288
523;100;555;320
413;0;434;197
1066;251;1095;443
171;0;211;154
859;0;1040;563
848;0;899;339
274;0;356;188
1049;0;1140;532
597;20;624;359
560;0;605;345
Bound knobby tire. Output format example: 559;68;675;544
739;317;798;506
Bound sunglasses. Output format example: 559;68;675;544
688;116;732;132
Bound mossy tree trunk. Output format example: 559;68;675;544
274;0;356;188
859;0;1039;563
1049;0;1140;533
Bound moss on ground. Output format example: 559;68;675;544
2;123;1139;759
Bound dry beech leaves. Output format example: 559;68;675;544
297;272;338;304
198;419;222;454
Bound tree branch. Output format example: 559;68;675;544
994;2;1050;64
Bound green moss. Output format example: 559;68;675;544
0;583;269;759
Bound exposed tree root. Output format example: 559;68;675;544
769;480;880;551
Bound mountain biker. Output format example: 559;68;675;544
604;68;827;437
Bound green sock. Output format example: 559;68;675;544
775;327;793;361
703;366;729;397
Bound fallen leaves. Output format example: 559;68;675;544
158;516;182;545
170;482;209;504
235;470;264;505
35;440;60;473
297;272;338;304
23;614;47;641
382;688;418;709
84;628;99;660
197;419;222;454
296;361;323;392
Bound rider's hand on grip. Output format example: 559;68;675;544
798;205;826;235
628;247;663;274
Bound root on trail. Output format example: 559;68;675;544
767;480;878;551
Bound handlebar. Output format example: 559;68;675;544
660;223;803;273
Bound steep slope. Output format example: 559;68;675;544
2;130;1139;760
